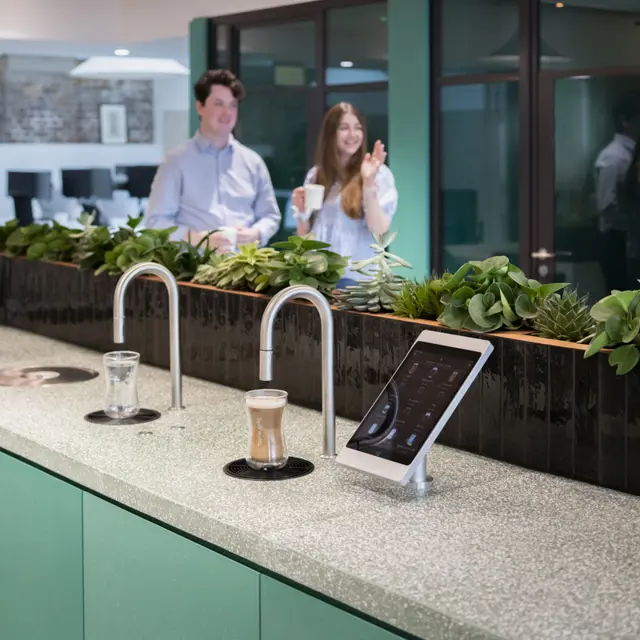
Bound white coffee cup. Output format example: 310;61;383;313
304;184;325;213
218;226;237;251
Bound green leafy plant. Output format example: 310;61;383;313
94;226;214;280
3;221;76;262
438;256;568;333
333;232;409;312
71;214;140;271
177;231;217;281
268;236;348;297
533;289;595;342
393;273;452;320
0;220;18;252
193;242;277;292
585;289;640;375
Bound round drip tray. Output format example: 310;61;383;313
84;409;161;426
0;366;98;387
223;457;314;481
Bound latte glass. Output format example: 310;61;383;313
245;389;288;470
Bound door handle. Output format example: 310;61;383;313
531;248;555;260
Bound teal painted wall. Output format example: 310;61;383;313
388;0;430;277
189;18;209;136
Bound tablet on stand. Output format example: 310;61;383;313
336;330;494;491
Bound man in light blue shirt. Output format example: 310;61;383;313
146;69;281;252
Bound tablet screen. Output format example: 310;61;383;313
345;341;481;466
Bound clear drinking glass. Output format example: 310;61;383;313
245;389;288;470
103;351;140;419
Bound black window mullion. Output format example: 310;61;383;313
430;0;444;273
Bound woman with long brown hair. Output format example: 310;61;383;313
291;102;398;286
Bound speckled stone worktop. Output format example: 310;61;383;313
1;327;640;640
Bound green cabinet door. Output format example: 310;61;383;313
83;493;260;640
0;451;83;640
260;575;407;640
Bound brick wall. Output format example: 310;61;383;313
0;56;154;144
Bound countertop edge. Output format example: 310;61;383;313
0;428;502;640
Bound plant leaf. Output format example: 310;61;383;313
623;316;640;343
515;293;537;319
585;331;609;358
591;295;627;322
537;282;569;299
468;294;497;329
609;344;640;375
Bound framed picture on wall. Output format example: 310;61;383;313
100;104;128;144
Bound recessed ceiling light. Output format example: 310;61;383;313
340;60;354;68
114;49;130;57
555;2;564;7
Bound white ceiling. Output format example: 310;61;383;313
0;35;189;65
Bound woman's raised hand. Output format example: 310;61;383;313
361;140;387;185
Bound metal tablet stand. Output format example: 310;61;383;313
407;455;433;494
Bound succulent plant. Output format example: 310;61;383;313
393;273;452;320
533;289;595;342
585;289;640;375
333;232;409;312
268;235;348;297
193;242;277;292
438;256;568;333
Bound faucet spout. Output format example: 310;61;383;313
113;262;183;411
259;285;335;459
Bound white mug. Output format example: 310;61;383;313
304;184;325;213
218;226;237;252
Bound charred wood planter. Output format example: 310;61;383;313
1;254;637;495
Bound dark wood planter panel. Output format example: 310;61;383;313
0;255;635;495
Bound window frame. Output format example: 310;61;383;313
209;0;388;167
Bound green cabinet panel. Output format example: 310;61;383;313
0;451;83;640
260;575;405;640
83;493;260;640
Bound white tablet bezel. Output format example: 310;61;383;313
336;329;494;486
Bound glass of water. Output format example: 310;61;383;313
103;351;140;419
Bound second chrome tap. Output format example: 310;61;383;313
259;285;336;459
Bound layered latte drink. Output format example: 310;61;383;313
245;390;288;470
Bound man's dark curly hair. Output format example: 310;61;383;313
194;69;246;105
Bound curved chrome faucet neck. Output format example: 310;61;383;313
259;285;335;458
113;262;183;410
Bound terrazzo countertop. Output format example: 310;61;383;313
1;327;640;640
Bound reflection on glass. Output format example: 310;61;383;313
442;0;519;76
553;75;640;301
238;21;315;241
441;83;519;273
326;91;388;156
216;24;229;69
326;2;388;85
239;21;315;88
541;1;640;70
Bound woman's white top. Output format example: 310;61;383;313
303;164;398;280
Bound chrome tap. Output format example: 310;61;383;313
259;285;335;458
113;262;183;410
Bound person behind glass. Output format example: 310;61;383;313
145;69;281;252
593;97;640;293
291;102;398;287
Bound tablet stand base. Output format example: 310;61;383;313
407;456;433;493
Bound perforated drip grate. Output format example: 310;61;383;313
223;457;314;481
84;408;161;426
